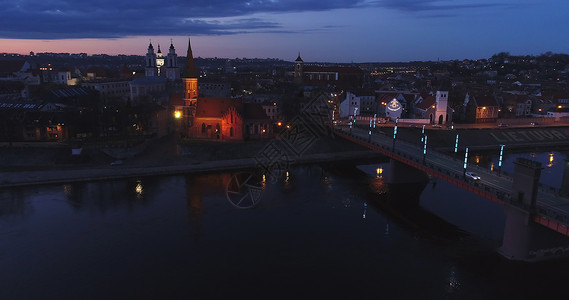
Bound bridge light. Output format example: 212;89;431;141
393;123;397;139
498;145;504;167
463;147;469;172
454;134;459;153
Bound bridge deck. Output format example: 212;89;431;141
335;126;569;237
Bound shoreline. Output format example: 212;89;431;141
0;149;383;189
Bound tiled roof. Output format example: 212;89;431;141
49;87;92;98
501;93;529;104
0;60;27;74
243;103;269;120
376;92;398;103
195;97;243;118
473;94;498;107
415;95;436;110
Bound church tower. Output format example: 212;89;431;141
435;81;449;124
165;40;180;80
145;42;158;77
293;52;303;84
156;44;165;75
183;37;199;107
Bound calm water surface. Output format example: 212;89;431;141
1;162;569;299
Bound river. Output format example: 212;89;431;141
1;156;568;299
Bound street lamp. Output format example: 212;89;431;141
498;144;504;175
454;134;459;158
423;135;428;164
373;114;377;129
368;119;372;142
392;121;398;151
463;147;469;176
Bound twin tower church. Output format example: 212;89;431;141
142;38;273;141
143;40;181;80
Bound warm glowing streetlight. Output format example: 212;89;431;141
174;111;182;119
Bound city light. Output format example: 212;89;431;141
373;114;376;128
135;180;143;198
174;111;182;119
463;147;469;173
423;135;428;164
376;167;383;177
454;134;459;153
548;153;554;167
498;145;504;168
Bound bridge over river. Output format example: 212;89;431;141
334;125;569;261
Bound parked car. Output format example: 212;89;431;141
432;124;442;128
465;172;481;180
110;160;124;166
530;122;539;126
498;123;508;127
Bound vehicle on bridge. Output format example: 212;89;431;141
110;160;124;166
465;172;481;180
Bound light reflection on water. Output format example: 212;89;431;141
0;164;568;299
479;150;568;188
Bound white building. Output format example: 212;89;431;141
339;91;360;118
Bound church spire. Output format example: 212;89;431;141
183;36;199;108
185;37;198;78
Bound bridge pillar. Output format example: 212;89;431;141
511;158;542;210
499;158;541;260
500;205;569;261
500;206;533;260
387;159;429;206
500;158;569;261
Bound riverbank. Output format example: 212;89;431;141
0;134;382;188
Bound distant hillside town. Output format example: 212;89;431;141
1;45;568;149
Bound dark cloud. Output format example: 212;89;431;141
377;0;511;13
0;0;369;39
0;0;516;39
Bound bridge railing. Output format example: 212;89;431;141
334;126;569;228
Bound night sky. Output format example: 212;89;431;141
1;0;568;62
